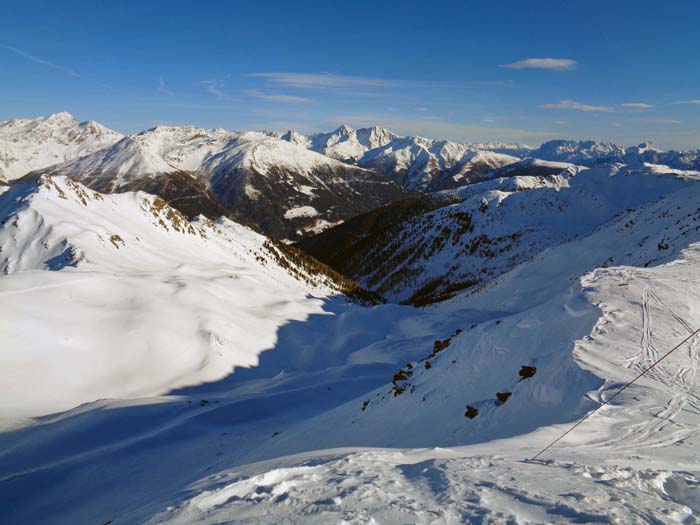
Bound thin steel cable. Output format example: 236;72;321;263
529;326;700;461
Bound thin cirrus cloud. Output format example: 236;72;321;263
1;44;80;78
249;72;397;89
200;79;226;98
247;72;487;90
501;58;577;70
245;89;312;105
621;103;654;109
158;76;174;96
622;118;682;125
672;99;700;105
540;100;614;112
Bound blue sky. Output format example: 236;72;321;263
2;0;700;148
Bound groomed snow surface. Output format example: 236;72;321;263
2;169;700;524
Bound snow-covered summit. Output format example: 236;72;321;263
0;112;123;182
529;139;624;165
304;124;400;162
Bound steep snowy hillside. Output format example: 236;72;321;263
0;175;370;418
3;162;700;524
299;163;692;304
40;127;408;240
0;112;122;183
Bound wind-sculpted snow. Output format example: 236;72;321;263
150;451;699;524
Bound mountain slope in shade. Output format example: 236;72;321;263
0;175;370;417
0;112;123;182
298;163;695;304
38;126;408;240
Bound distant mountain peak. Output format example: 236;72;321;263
42;111;78;124
0;113;123;182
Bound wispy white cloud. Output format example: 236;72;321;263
247;72;506;90
672;99;700;105
245;89;312;105
158;76;174;96
200;79;226;98
621;118;682;125
501;58;577;70
621;102;654;109
249;72;395;89
540;100;614;112
1;44;80;77
248;72;397;89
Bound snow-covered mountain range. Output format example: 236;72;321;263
3;115;700;523
531;139;700;170
5;113;700;243
36;124;407;240
280;125;524;191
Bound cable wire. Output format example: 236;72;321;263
529;326;700;461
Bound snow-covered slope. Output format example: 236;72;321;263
0;112;122;182
299;163;692;303
0;175;362;418
40;126;407;240
3;162;700;524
